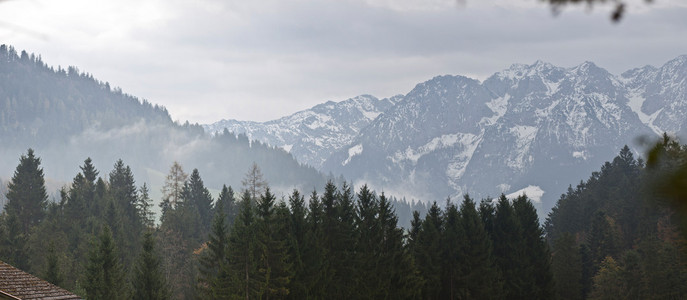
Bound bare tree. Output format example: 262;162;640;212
242;162;267;201
160;161;188;212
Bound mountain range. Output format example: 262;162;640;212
205;55;687;215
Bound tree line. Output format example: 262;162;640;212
1;140;686;299
0;149;553;299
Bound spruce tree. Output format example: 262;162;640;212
5;149;48;231
332;182;357;298
460;195;501;299
254;187;292;299
286;189;307;299
137;183;155;229
226;190;260;299
217;185;237;226
513;194;555;299
198;196;229;298
354;185;380;297
376;192;417;299
492;194;525;299
441;199;466;299
132;231;169;300
302;190;326;298
44;241;63;287
415;201;443;299
187;168;214;233
552;232;583;300
85;225;127;300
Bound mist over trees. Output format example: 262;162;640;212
0;45;326;203
1;140;684;299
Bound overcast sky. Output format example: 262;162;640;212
0;0;686;123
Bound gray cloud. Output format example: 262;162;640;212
0;0;685;123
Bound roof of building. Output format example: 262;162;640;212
0;261;81;300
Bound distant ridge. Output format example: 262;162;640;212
207;55;687;216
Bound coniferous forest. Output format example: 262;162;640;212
1;136;686;299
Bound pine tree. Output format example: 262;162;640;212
254;187;292;299
85;225;127;300
187;168;214;233
415;201;443;299
137;183;155;229
302;190;326;298
4;148;47;269
319;181;339;295
332;182;357;298
286;189;308;299
354;184;380;297
198;195;229;298
552;232;583;300
376;192;417;299
226;190;260;299
44;241;63;287
217;185;238;226
132;231;169;300
460;195;501;299
441;199;466;299
513;194;555;299
5;149;47;234
492;194;525;299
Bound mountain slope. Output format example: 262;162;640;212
621;55;687;137
322;59;674;215
203;94;401;169
0;45;326;197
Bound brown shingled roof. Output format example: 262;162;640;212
0;261;81;300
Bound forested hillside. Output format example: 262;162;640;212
0;45;326;198
3;139;685;299
546;139;687;299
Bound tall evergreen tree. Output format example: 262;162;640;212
254;187;292;299
332;182;357;298
376;192;417;299
415;201;443;299
85;225;127;300
354;184;380;297
441;199;466;299
44;241;63;287
132;231;169;300
226;190;260;299
137;183;155;229
198;195;230;298
302;190;326;299
4;149;47;233
492;194;525;299
513;194;555;299
3;148;47;269
552;232;583;300
286;189;308;299
217;185;237;226
187;168;214;233
460;195;501;299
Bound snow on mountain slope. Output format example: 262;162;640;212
203;95;401;169
205;55;686;217
323;58;665;216
621;55;687;137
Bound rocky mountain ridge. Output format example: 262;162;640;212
206;56;687;215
